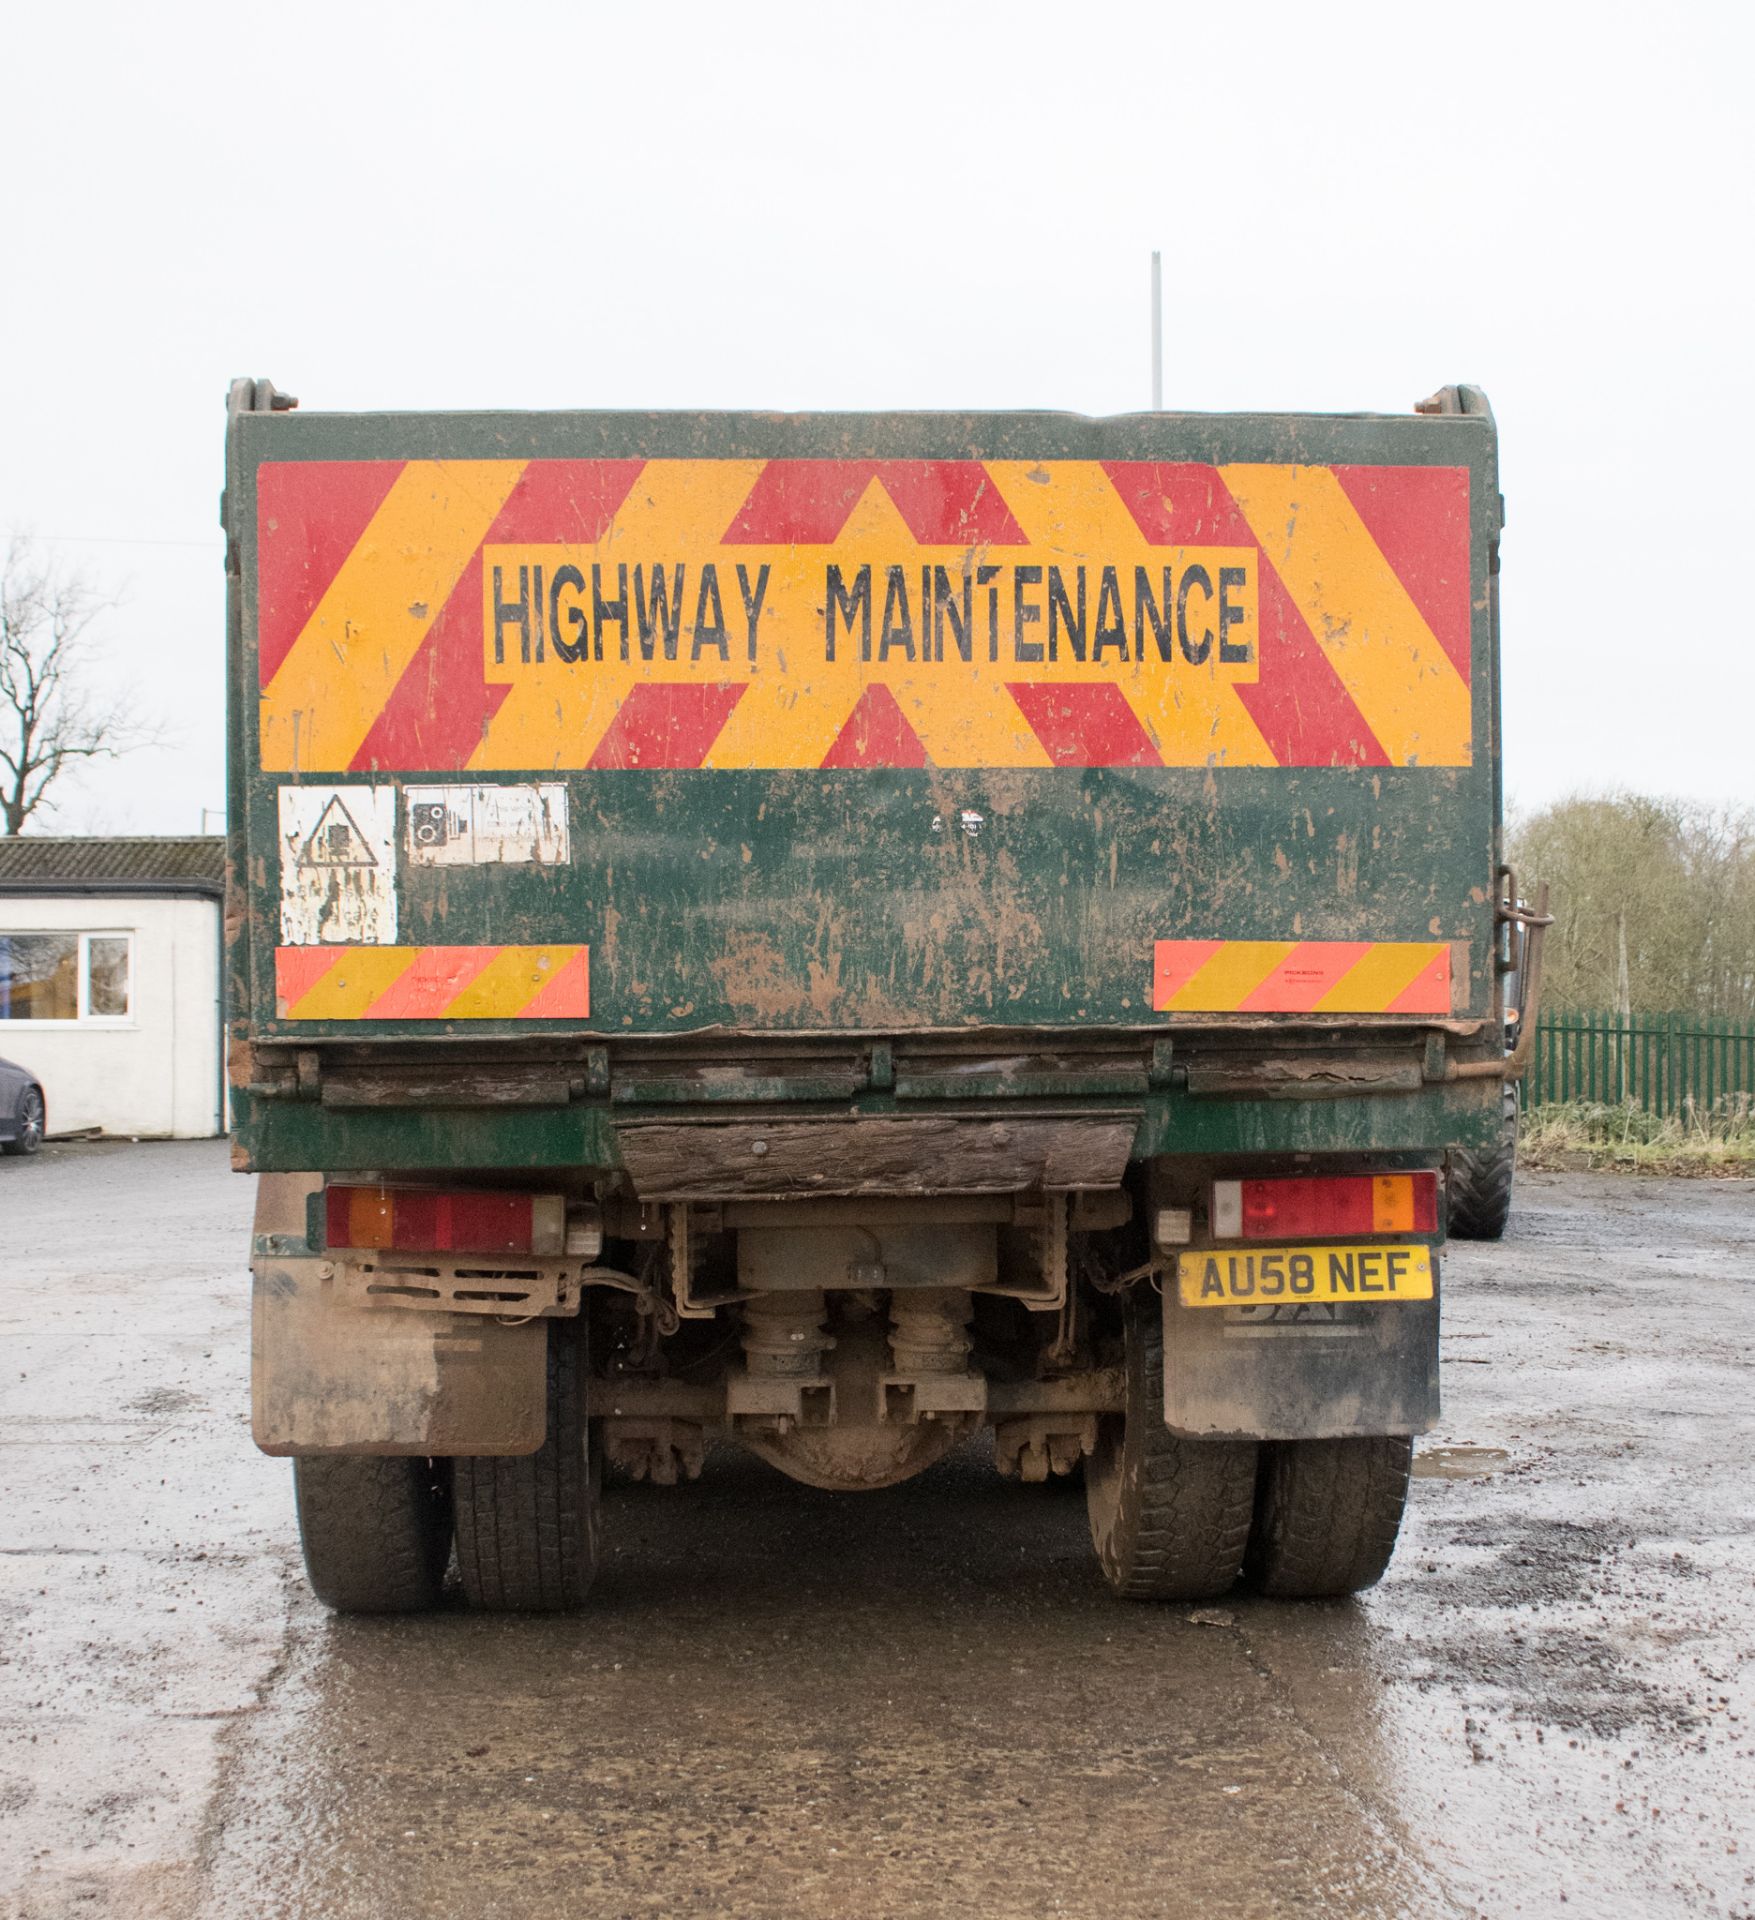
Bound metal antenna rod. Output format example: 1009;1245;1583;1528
1150;251;1163;410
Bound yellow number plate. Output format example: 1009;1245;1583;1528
1178;1244;1434;1308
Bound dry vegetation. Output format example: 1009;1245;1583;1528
1521;1099;1755;1176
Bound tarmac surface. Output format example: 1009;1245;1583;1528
1;1139;1751;1920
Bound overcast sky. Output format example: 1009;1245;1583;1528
3;0;1749;834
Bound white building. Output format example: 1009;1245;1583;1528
0;837;225;1139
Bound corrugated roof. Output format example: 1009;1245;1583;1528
0;836;225;888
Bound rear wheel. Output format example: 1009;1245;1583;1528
1245;1436;1412;1598
1085;1287;1257;1601
455;1318;599;1612
1448;1083;1517;1240
2;1086;44;1156
294;1455;452;1613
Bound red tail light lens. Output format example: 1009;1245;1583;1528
325;1185;564;1256
1211;1172;1437;1240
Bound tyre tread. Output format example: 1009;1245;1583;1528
1246;1436;1412;1598
294;1455;450;1614
1448;1084;1518;1241
1089;1294;1258;1602
454;1321;597;1613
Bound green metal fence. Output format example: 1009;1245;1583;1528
1528;1012;1755;1115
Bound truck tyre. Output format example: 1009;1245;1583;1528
293;1455;452;1614
1086;1288;1257;1601
454;1319;599;1613
1447;1083;1518;1240
1245;1436;1412;1598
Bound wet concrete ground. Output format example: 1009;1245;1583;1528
2;1143;1752;1920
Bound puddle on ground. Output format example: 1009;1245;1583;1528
1413;1444;1512;1480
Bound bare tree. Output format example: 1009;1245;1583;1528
0;536;157;834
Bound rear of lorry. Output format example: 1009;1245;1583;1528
226;379;1517;1613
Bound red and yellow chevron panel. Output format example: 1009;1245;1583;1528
1154;940;1454;1015
256;458;1472;775
275;945;589;1020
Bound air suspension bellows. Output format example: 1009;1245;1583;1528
888;1288;973;1376
740;1289;834;1378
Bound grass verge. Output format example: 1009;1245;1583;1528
1521;1099;1755;1175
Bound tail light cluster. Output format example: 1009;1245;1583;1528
326;1183;571;1257
1211;1172;1438;1241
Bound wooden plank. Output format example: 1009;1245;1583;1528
614;1113;1142;1200
321;1064;575;1108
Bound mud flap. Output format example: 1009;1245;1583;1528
249;1174;547;1457
1160;1264;1440;1441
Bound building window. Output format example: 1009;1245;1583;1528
0;932;134;1023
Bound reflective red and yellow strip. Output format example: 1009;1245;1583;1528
254;457;1473;775
275;945;589;1020
1153;940;1452;1014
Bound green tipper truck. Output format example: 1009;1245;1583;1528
226;377;1542;1613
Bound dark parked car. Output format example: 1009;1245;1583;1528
0;1057;45;1155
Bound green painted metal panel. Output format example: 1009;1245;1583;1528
234;1096;620;1174
224;396;1503;1171
228;407;1498;1034
233;1081;1501;1176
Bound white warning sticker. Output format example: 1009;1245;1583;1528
278;786;397;945
404;784;569;867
